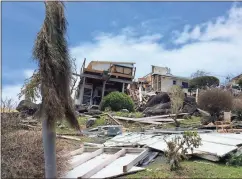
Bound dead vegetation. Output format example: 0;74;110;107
198;88;233;121
1;112;69;178
169;86;185;127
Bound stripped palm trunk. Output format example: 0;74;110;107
33;1;80;178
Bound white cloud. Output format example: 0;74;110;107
24;69;34;78
2;69;39;104
2;84;23;104
70;4;242;83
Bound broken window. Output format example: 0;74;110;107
182;82;189;88
173;80;177;85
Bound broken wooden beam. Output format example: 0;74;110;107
113;116;163;125
123;149;149;172
71;147;104;169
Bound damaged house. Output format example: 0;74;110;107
138;65;190;93
74;59;136;106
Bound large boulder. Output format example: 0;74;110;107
16;100;39;115
86;118;97;128
145;93;170;108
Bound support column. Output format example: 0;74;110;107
102;81;106;99
80;77;86;105
156;75;159;91
122;83;125;93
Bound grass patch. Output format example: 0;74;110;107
162;116;202;129
127;159;242;178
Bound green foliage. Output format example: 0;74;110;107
227;154;242;167
198;88;233;117
18;71;41;102
164;131;202;171
189;76;219;92
237;79;242;88
100;92;135;112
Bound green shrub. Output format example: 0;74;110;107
100;92;135;112
226;154;242;167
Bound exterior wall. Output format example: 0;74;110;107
152;76;189;93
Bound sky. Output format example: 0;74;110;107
2;1;242;103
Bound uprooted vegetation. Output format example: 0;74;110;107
1;112;71;178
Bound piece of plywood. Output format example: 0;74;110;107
65;153;112;178
71;147;104;169
91;154;145;178
79;148;126;178
114;116;163;125
64;147;85;158
123;149;149;172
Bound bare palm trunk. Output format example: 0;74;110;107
42;115;57;178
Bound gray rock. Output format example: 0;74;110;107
121;109;129;113
16;100;39;115
86;118;97;128
88;105;100;110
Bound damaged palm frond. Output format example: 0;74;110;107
18;70;41;102
33;1;79;130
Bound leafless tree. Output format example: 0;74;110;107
1;97;17;113
191;70;210;78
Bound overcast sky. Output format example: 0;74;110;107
2;2;242;102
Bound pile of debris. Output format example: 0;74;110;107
132;92;199;117
62;129;242;178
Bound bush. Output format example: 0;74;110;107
233;98;242;120
226;154;242;167
100;92;135;112
198;88;233;118
164;131;202;171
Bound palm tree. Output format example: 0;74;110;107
33;1;80;178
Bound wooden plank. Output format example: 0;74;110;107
105;113;121;125
114;116;163;125
56;135;81;141
78;148;126;179
134;113;189;121
123;149;149;172
63;147;85;158
138;118;184;123
71;147;104;169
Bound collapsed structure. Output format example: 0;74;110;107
137;65;190;94
74;59;136;106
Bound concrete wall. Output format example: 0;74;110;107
158;76;189;93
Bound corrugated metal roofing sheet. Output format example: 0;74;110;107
104;132;242;159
